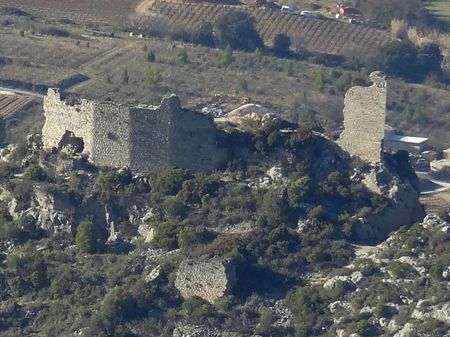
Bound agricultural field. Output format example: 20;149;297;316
0;0;140;27
426;0;450;25
147;0;391;56
0;93;34;118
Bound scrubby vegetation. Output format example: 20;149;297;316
0;115;413;336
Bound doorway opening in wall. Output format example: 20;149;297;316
58;130;84;153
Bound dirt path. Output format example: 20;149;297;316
136;0;157;15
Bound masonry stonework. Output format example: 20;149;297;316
175;259;236;304
337;71;387;163
42;89;227;173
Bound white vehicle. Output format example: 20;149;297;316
281;5;299;15
300;10;322;19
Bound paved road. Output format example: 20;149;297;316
0;86;44;98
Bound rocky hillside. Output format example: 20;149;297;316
0;113;437;337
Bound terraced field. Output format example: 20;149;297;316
0;93;34;118
148;1;391;56
0;0;140;26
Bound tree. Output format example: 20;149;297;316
219;45;233;67
176;49;188;64
313;66;325;92
215;11;263;52
376;41;418;81
121;68;129;84
272;33;291;58
191;22;215;47
145;51;156;62
75;217;105;254
145;65;162;90
335;72;352;93
375;41;443;82
417;43;443;77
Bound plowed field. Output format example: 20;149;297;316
0;0;140;26
148;1;391;56
0;94;33;117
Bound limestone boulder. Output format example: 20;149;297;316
175;259;236;304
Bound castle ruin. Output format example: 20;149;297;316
337;71;387;163
42;89;227;173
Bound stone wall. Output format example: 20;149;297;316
175;259;236;304
337;71;387;163
43;89;95;157
42;89;227;173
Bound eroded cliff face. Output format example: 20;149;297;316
337;71;387;163
42;89;227;173
353;163;425;243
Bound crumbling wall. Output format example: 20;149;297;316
175;259;236;304
169;103;228;172
337;71;386;163
42;90;228;173
42;89;95;156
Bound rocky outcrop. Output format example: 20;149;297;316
8;188;74;233
352;164;425;243
173;325;236;337
175;259;236;304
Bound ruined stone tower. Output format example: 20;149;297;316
337;71;387;163
42;89;227;173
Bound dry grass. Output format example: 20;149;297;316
390;19;408;40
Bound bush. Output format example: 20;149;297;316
121;68;129;84
374;41;443;82
145;65;163;90
176;49;188;64
215;11;263;52
283;60;294;77
191;22;215;47
152;168;187;196
272;33;291;58
177;227;215;250
163;195;188;219
95;171;117;199
219;45;233;67
335;72;352;93
24;165;47;182
145;51;156;62
75;217;105;254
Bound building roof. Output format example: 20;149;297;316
387;134;428;144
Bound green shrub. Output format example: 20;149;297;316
145;65;163;90
191;22;215;47
177;227;215;250
215;11;263;52
181;297;217;325
163;195;188;219
24;165;47;182
283;60;294;77
176;49;188;64
220;45;233;67
152;168;187;196
75;217;105;254
145;51;156;62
